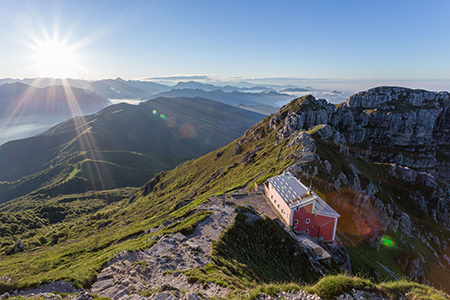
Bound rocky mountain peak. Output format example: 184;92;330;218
268;86;450;184
344;86;450;109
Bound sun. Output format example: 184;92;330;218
33;40;78;78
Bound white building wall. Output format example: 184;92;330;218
266;182;291;225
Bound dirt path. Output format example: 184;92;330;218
231;193;279;220
90;204;236;300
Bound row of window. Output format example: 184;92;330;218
294;218;310;225
269;192;296;219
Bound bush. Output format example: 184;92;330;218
38;236;48;245
308;274;371;299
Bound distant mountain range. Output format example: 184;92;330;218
0;82;110;119
172;81;275;92
0;96;264;203
149;88;292;107
90;78;170;99
280;87;310;92
0;77;311;100
0;78;333;146
0;82;111;146
0;78;92;89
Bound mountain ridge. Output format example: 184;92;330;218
0;82;110;118
1;86;450;298
149;88;292;106
0;96;264;203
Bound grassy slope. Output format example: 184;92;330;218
0;97;264;204
181;211;322;289
0;96;449;299
0;114;296;291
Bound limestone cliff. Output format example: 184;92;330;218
268;87;450;287
270;86;450;203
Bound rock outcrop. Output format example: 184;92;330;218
270;87;450;234
91;204;236;300
271;87;450;181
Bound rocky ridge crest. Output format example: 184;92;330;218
269;87;450;285
271;87;450;225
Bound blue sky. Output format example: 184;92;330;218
0;0;449;92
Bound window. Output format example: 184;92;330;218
306;218;310;224
294;220;298;225
277;204;280;208
305;229;309;235
271;195;273;200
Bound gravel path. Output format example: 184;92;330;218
4;201;388;300
256;290;322;300
91;204;236;300
5;281;84;298
231;193;279;220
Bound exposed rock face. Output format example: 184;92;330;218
270;87;450;232
270;96;335;140
270;87;450;181
271;86;450;280
338;87;450;147
286;132;316;151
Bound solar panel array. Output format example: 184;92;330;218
268;173;340;217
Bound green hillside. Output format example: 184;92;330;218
0;97;264;203
0;94;449;299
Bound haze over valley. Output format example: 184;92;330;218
0;77;354;146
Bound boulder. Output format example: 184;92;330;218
183;292;202;300
398;212;412;237
153;292;177;300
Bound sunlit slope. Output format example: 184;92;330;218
0;96;264;203
1;92;450;295
0;109;299;291
0;82;110;119
124;92;450;292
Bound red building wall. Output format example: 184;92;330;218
292;204;336;241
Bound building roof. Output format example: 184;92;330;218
267;173;309;202
311;197;340;217
267;173;340;218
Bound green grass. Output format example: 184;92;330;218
0;121;295;290
1;95;450;299
380;279;450;300
139;289;154;297
304;274;372;299
247;283;303;299
181;212;322;290
245;275;450;300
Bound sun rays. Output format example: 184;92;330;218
3;3;115;189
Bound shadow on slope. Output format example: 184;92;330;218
0;97;265;203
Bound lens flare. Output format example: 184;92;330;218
380;236;395;248
152;110;157;114
166;116;177;127
110;86;121;94
179;122;195;138
160;114;167;120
